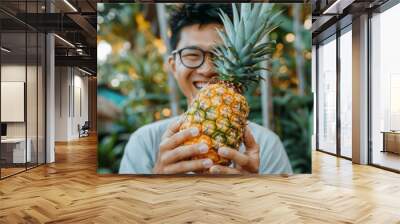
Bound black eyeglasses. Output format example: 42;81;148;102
171;46;215;69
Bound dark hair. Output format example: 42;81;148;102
168;3;233;50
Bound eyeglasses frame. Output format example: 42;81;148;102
171;46;215;69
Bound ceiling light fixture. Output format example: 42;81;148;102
322;0;355;15
323;0;341;14
78;67;93;76
63;0;78;12
1;47;11;53
54;34;75;48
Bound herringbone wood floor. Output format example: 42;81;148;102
0;135;400;224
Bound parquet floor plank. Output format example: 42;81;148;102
0;135;399;223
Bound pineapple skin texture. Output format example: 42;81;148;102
180;83;249;166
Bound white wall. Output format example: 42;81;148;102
1;65;26;140
1;64;46;164
54;67;89;141
1;65;36;138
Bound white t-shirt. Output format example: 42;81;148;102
119;116;293;174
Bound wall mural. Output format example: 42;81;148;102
97;3;312;175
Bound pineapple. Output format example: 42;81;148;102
180;3;279;167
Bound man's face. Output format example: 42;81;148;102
169;23;223;104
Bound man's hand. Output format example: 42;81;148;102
153;116;214;174
209;126;260;174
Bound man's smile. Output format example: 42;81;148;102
193;81;209;90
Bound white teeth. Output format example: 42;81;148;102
194;82;208;89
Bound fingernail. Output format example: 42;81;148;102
218;148;229;156
210;166;219;173
202;159;213;168
190;127;199;136
198;144;208;153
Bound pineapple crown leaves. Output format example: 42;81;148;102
212;3;282;91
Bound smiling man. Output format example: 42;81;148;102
119;3;293;175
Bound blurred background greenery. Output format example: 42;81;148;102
97;3;312;174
